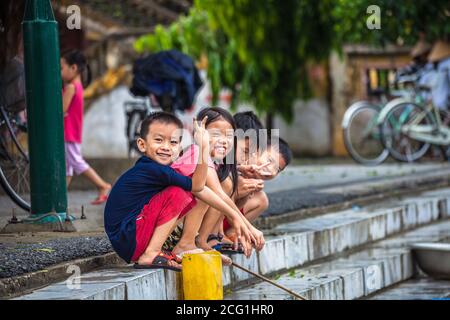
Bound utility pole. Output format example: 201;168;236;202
22;0;68;225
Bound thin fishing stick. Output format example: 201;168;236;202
231;262;308;300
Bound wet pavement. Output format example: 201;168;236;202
368;278;450;300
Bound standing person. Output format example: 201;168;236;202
61;50;111;205
428;40;450;111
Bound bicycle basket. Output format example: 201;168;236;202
0;57;26;113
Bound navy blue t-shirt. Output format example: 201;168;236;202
104;156;192;263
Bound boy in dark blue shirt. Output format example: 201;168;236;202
104;112;210;271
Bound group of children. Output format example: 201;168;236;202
103;108;291;270
61;50;292;271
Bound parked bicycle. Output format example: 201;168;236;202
378;86;450;163
342;68;437;165
0;57;30;211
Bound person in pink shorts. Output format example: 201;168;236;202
61;50;111;205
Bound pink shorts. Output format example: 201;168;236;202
65;142;90;176
131;186;197;262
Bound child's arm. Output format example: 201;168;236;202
190;117;209;192
192;185;255;256
62;83;75;114
206;167;265;250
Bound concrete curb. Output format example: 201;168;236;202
1;252;122;299
12;189;450;300
229;219;450;300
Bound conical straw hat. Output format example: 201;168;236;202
428;40;450;62
410;39;431;58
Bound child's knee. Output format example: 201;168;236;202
255;191;269;210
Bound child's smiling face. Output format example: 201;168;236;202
136;121;182;165
257;146;287;178
206;118;234;161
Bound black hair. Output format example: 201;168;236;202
233;111;265;151
233;111;264;131
139;111;184;140
61;49;92;87
197;106;238;196
268;137;293;168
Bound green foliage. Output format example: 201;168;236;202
134;0;450;122
332;0;450;47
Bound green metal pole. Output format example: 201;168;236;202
22;0;68;222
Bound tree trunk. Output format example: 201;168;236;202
0;0;25;71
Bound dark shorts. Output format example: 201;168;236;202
131;186;196;262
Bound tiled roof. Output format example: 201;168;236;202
53;0;192;30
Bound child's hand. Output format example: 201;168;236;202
250;226;265;251
237;164;259;178
193;116;209;149
237;177;264;198
231;218;257;257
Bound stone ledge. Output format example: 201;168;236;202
13;192;450;300
227;248;414;300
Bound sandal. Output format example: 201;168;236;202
91;194;108;205
133;251;182;272
207;233;244;255
211;242;245;255
207;234;223;243
164;250;182;264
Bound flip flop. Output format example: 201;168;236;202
211;242;245;255
207;234;223;243
164;250;182;264
91;194;108;205
133;251;181;272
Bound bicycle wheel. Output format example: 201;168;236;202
380;102;434;162
126;110;144;158
0;107;30;211
342;102;389;165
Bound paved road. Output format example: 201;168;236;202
264;162;449;193
1;162;449;219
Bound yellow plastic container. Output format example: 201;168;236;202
182;251;223;300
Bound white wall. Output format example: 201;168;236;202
82;85;130;158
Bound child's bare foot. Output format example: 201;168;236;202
99;183;112;197
220;253;232;266
172;241;204;259
195;235;213;251
91;183;112;205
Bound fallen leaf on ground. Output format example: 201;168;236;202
35;248;55;253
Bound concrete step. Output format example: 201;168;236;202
367;278;450;300
227;220;450;300
13;188;450;300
